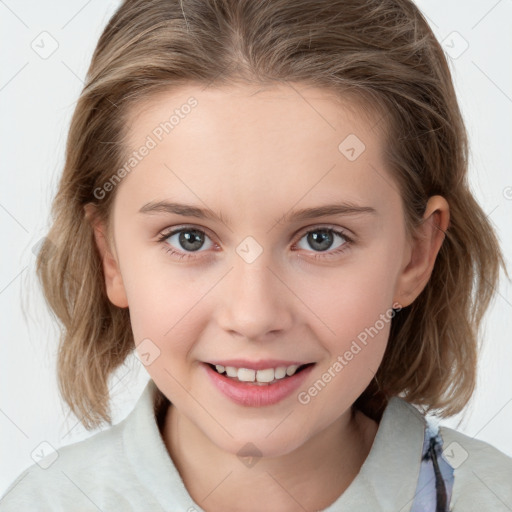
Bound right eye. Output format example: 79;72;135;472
157;226;216;260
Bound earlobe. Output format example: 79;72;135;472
84;204;129;308
393;195;450;308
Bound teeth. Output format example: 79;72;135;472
286;365;299;376
238;368;256;382
213;364;306;383
274;366;287;379
225;366;238;378
256;368;275;383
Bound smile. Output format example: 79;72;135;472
209;363;314;384
202;362;316;407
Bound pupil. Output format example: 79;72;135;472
308;230;333;251
179;229;204;251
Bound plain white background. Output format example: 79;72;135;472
1;0;511;497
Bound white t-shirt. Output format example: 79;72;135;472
1;379;511;511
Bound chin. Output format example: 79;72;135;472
208;426;309;461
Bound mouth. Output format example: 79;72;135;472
205;362;316;386
203;361;316;407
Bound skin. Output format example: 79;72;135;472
86;83;449;512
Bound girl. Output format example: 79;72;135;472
2;0;511;510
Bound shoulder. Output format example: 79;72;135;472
0;421;131;511
438;425;512;510
0;381;173;512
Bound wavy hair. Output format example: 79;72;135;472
35;0;507;428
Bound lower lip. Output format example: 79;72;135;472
203;363;315;407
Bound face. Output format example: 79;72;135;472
94;83;420;458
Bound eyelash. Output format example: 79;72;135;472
156;225;354;262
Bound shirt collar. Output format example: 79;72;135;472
124;379;426;511
324;394;427;511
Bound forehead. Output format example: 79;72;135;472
114;83;398;222
124;82;382;146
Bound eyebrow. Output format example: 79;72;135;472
138;200;377;225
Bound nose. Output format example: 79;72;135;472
215;250;294;341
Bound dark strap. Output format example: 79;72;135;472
410;420;454;511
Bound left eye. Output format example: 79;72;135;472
294;228;350;253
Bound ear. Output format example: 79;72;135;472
393;195;450;308
84;204;129;308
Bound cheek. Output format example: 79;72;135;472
124;273;205;392
299;254;399;344
294;262;398;424
319;291;392;384
116;246;199;351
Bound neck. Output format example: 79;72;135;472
161;402;379;512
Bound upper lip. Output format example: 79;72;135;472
205;359;314;370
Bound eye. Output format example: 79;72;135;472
157;225;353;261
293;227;352;259
157;226;215;260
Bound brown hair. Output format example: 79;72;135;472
35;0;507;429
